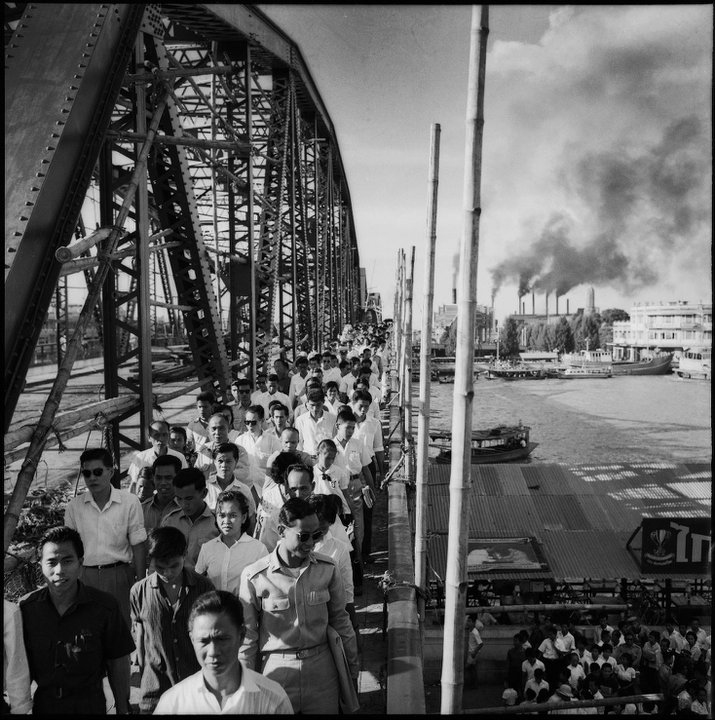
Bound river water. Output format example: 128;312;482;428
425;374;711;465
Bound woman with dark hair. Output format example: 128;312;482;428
239;497;359;713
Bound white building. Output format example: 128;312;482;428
611;301;712;360
433;303;458;341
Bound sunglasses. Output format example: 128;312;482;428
293;529;324;543
245;420;259;426
81;468;106;478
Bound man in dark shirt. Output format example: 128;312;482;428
19;526;134;715
130;526;214;713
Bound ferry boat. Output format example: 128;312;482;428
558;366;612;379
674;347;711;380
561;349;673;376
486;366;547;380
430;424;537;464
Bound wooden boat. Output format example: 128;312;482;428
430;424;537;464
558;366;612;379
562;349;672;376
486;366;547;380
674;347;711;380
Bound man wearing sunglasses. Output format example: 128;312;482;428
239;497;358;713
236;406;281;495
64;448;147;629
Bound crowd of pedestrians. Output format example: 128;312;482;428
3;322;392;714
491;611;711;715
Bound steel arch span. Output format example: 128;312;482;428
4;3;362;468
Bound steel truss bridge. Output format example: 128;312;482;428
5;4;363;466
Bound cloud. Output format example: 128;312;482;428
483;5;712;304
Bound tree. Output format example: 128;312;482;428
554;317;575;353
499;316;521;358
583;315;601;349
600;308;630;324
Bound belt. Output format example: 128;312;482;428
84;561;129;570
351;474;362;480
265;643;327;660
38;683;103;700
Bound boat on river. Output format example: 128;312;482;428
430;424;537;464
486;365;547;380
674;347;711;380
561;349;672;376
558;366;612;379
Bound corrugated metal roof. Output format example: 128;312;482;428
416;461;712;582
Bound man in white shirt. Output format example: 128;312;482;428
249;373;267;405
153;590;292;714
193;414;251;483
65;448;147;627
205;443;258;521
287;355;310;409
264;401;290;438
321;352;342;386
255;374;290;420
294;390;337;456
127;419;188;488
235;406;282;495
230;378;253;433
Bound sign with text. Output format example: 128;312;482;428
641;518;711;574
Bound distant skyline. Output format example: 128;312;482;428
257;4;713;324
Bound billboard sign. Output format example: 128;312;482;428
641;518;711;574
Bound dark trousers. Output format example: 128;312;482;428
361;499;373;558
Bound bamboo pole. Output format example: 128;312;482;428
440;5;489;714
3;93;168;554
415;124;441;597
468;693;664;715
403;246;416;481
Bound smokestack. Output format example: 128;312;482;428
452;287;457;304
532;292;535;315
545;291;549;322
556;295;559;315
522;301;525;315
567;298;570;315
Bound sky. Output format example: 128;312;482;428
257;4;713;326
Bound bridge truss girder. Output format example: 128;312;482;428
4;3;361;475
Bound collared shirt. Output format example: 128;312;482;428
127;447;187;484
195;534;268;595
239;547;359;679
539;637;560;660
522;658;545;680
314;532;354;604
255;390;291;420
193;441;251;484
3;600;32;714
153;662;293;714
253;483;290;553
333;436;371;477
230;402;252;433
321;367;343;386
287;372;309;408
186;417;211;450
567;663;586;690
141;495;179;533
555;631;576;654
205;475;258;517
20;582;134;695
160;504;219;570
129;569;215;711
339;372;360;397
294;411;337;456
354;416;384;458
236;431;282;490
65;487;147;565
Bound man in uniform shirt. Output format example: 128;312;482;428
127;420;188;489
20;526;135;715
161;468;219;571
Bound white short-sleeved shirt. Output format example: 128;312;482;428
235;431;282;480
127;447;187;483
522;658;546;680
333;437;372;477
153;663;293;714
354;416;384;457
205;476;258;517
64;487;147;565
314;532;354;604
194;534;268;596
294;412;337;456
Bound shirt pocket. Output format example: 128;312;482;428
262;596;290;612
307;589;331;606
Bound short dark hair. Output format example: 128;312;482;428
212;442;239;460
137;466;154;480
246;404;265;421
216;489;251;530
295;356;308;366
169;425;187;440
269;401;289;416
351;389;373;405
270;451;302;485
325;381;339;392
306;389;325;404
338;360;349;370
197;391;216;403
214;404;234;424
337;408;356;424
147;526;187;560
38;526;84;559
188;590;244;634
173;467;206;491
79;448;113;467
234;378;251;390
308;493;341;525
278;497;317;526
285;463;313;485
267;373;279;382
153;454;182;473
317;438;337;454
